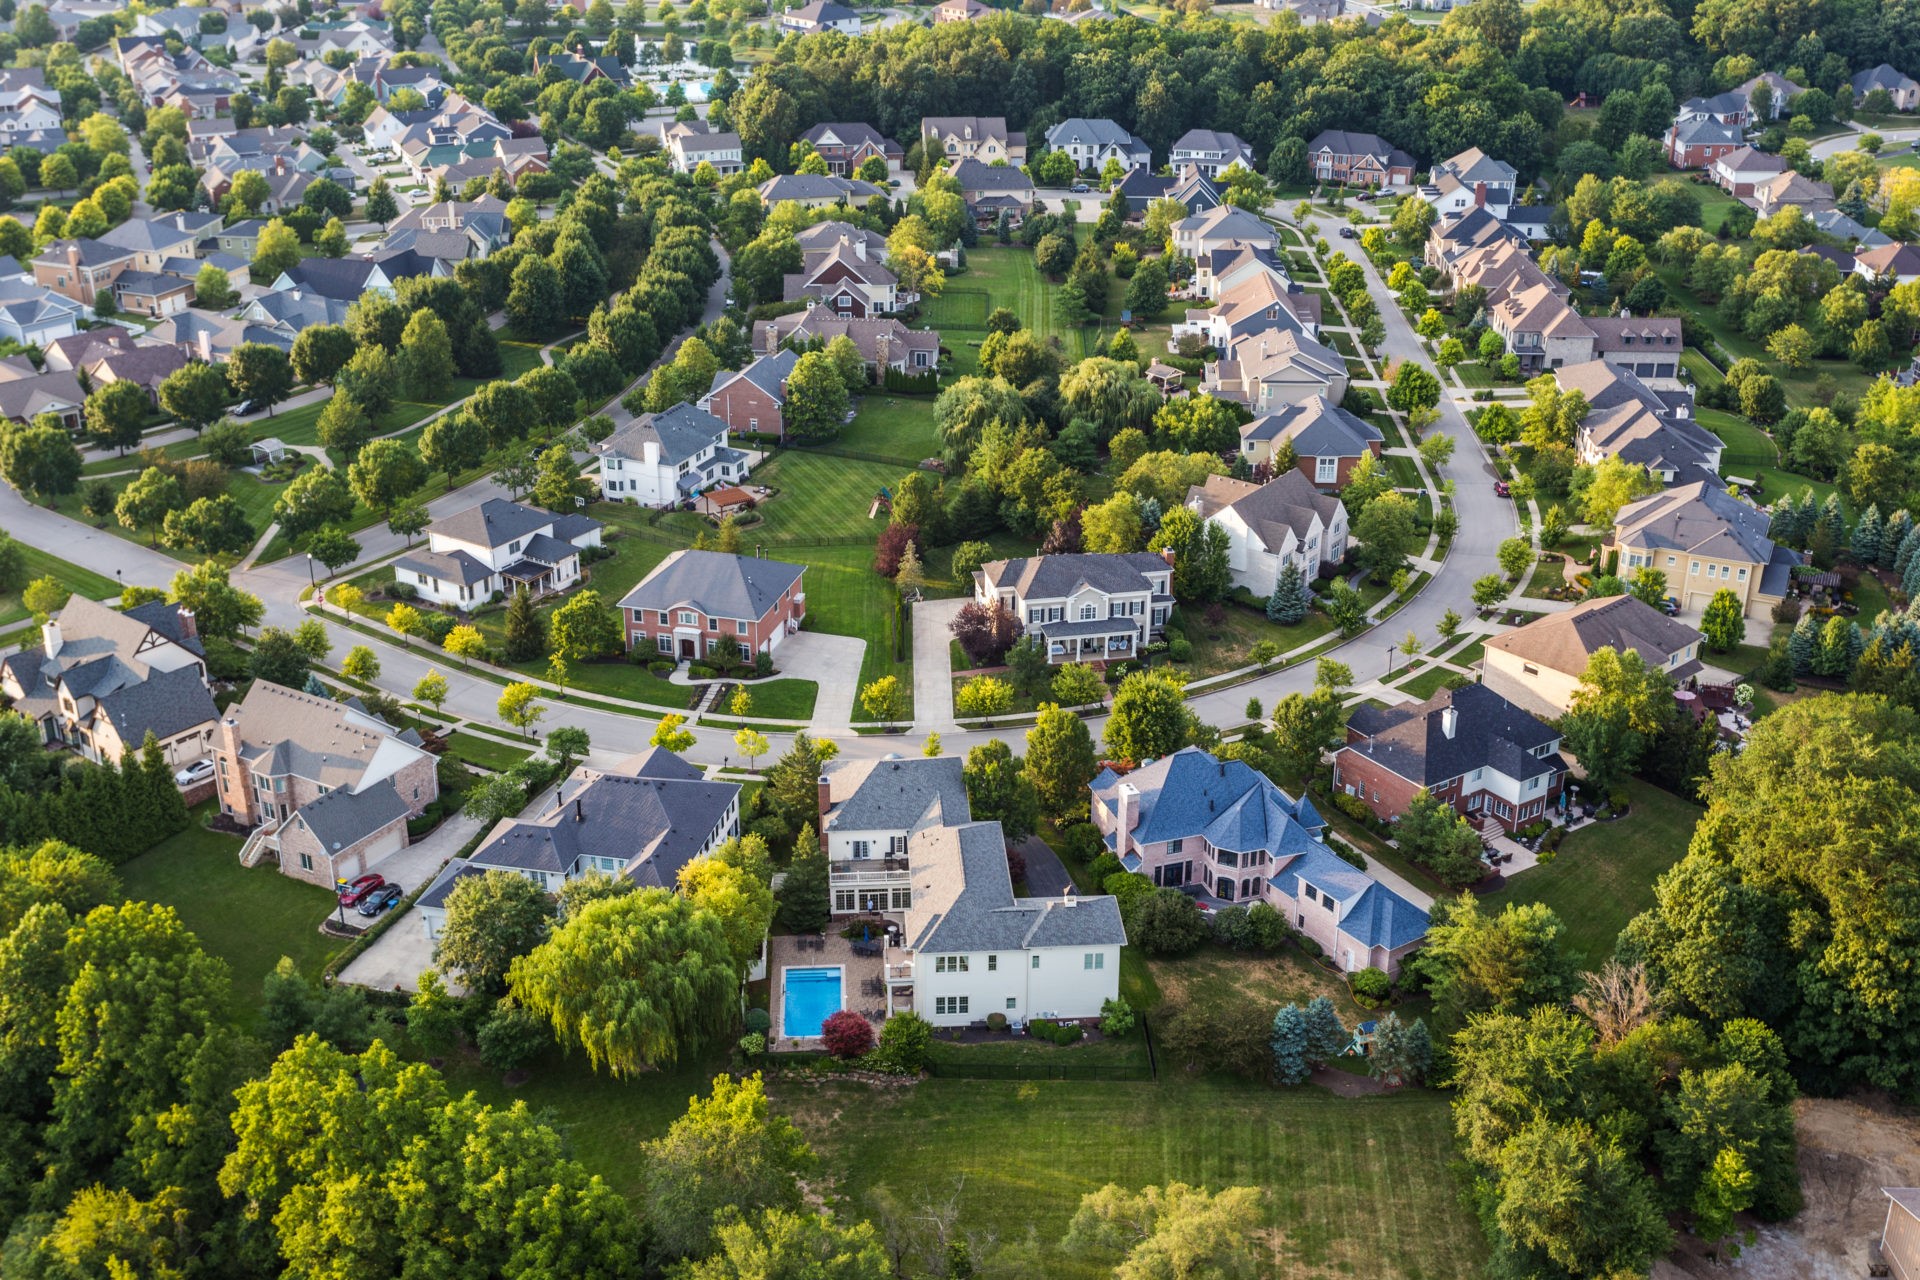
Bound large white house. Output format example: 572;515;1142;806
1185;470;1349;596
820;754;972;915
975;552;1174;665
1042;118;1150;172
593;403;751;508
392;498;603;610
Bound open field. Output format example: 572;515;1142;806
1479;783;1701;968
660;450;903;547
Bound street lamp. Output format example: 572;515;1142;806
305;555;317;590
1385;644;1396;677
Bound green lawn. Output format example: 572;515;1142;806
1479;784;1701;969
929;247;1105;369
0;544;122;628
718;677;818;720
1694;408;1839;507
1692;182;1748;236
116;813;343;1028
441;729;536;771
1657;269;1879;410
661;450;903;548
831;395;942;465
1182;599;1337;676
1391;663;1463;700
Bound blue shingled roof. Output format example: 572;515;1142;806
1270;846;1428;951
1090;746;1324;850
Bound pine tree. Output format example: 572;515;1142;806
1814;615;1859;678
1269;1004;1311;1085
1813;493;1845;550
1788;610;1820;675
1883;510;1914;569
1852;503;1884;566
778;823;830;933
1369;1013;1432;1086
1904;549;1920;603
141;731;189;838
504;586;544;662
895;540;925;594
1300;995;1347;1067
1267;560;1310;624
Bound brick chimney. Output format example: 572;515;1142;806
66;243;79;269
817;775;831;819
1473;180;1485;208
176;607;197;641
1158;546;1176;568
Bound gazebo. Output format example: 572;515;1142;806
249;438;290;464
1145;361;1185;395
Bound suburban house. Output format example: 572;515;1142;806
1853;63;1920;111
32;239;136;307
1185;469;1349;595
593;403;750;508
664;120;743;175
1175;269;1321;351
214;681;439;890
819;754;970;915
974;552;1174;665
1197;241;1289;301
1169;129;1255;178
779;0;862;34
1202;327;1350;413
618;549;808;660
0;365;85;429
1612;481;1797;617
1333;684;1568;835
1482;596;1705;721
1488;280;1597;374
1559;358;1721;487
1585;314;1685;386
392;498;604;610
113;271;196;319
798;122;903;175
1237;394;1383;488
1306;129;1416;188
1171;204;1278;260
783;234;900;316
920;116;1027;166
701;349;799;437
457;748;741;894
1737;71;1804;119
932;0;992;20
893;818;1126;1027
1855;242;1920;285
1253;0;1380;24
98;214;207;274
1043;118;1151;172
1746;170;1837;217
1113;164;1221;217
951;159;1037;223
0;73;62;136
0;279;86;346
1664;114;1745;169
1420;147;1517;218
1710;145;1785;197
756;173;882;209
752;312;940;376
1090;747;1428;974
81;344;190;406
0;597;217;772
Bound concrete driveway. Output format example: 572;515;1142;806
336;907;440;994
367;809;484;894
911;597;964;731
769;630;866;732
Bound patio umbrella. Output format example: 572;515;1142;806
862;924;870;942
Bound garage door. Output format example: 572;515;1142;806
1686;591;1718;613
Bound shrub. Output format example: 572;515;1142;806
1211;904;1253;948
1324;835;1367;870
1129;888;1208;956
1246;901;1287;950
688;663;717;679
1088;851;1122;883
1167;637;1193;663
738;1032;765;1058
866;1010;932;1074
1332;793;1373;823
1028;1017;1085;1045
985;1011;1008;1032
821;1009;875;1058
1350;967;1391;1006
1099;997;1135;1038
1063;823;1102;862
388;580;419;600
744;1007;771;1035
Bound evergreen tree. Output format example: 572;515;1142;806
1266;560;1310;624
140;732;188;836
1812;492;1845;551
1270;1004;1311;1085
1882;510;1913;569
1813;616;1861;678
1897;524;1920;577
777;824;829;933
504;586;544;662
1369;1012;1432;1086
1300;995;1347;1067
1904;548;1920;603
1788;610;1820;675
1852;503;1883;566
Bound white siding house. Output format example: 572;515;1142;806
393;498;602;610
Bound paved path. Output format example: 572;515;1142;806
762;630;865;732
910;597;964;731
1016;835;1073;897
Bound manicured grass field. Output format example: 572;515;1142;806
0;543;121;628
782;1076;1479;1280
1391;663;1463;700
661;450;903;547
441;729;536;771
1695;408;1839;507
1479;783;1701;969
1656;268;1880;410
1692;182;1749;235
117;814;342;1027
832;395;942;465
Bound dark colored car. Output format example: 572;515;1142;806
1661;596;1681;616
357;884;404;918
1494;480;1510;498
1337;226;1357;239
337;873;385;907
233;399;260;417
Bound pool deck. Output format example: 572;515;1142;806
768;932;885;1052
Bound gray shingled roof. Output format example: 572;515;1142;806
822;755;968;832
601;401;728;468
1240;395;1382;459
94;663;218;747
427;498;553;550
617;549;805;622
979;551;1170;601
708;348;798;401
1045;118;1140;149
1484;595;1703;677
1343;683;1564;789
294;776;410;853
394;548;493;587
905;821;1125;953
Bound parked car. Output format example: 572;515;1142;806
172;759;215;787
357;884;404;917
1661;596;1681;616
1070;182;1089;193
233;399;260;417
1493;479;1510;497
1337;226;1357;239
337;873;385;907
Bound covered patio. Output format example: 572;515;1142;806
1037;617;1142;664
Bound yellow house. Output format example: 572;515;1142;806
1611;481;1797;617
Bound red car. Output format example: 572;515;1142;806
1494;480;1511;498
338;873;386;906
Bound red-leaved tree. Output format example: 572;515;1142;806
821;1009;875;1059
950;600;1024;666
874;522;920;578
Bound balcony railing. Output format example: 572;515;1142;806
829;856;909;879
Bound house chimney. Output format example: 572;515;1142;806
1114;782;1138;848
1440;705;1457;740
817;775;832;819
66;243;79;268
176;607;197;641
1473;180;1485;208
1159;546;1176;569
41;618;61;658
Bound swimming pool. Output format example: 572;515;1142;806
782;966;844;1039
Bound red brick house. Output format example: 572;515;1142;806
32;239;136;307
1306;129;1416;188
1238;394;1384;489
618;549;808;661
699;349;796;438
1332;684;1568;834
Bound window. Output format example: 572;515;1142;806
298;851;312;870
1031;954;1040;969
888;835;907;855
736;621;748;634
1084;952;1104;970
890;886;911;910
707;617;719;629
1315;456;1338;483
851;839;871;858
833;888;857;912
935;996;969;1015
1690;561;1700;575
1169;838;1184;854
678;610;696;625
987;955;997;971
936;955;968;973
658;611;670;624
507;540;521;554
1029;608;1043;624
656;635;672;653
1080;603;1097;620
1006;997;1017;1010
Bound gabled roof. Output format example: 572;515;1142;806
1306;129;1414;171
709;347;799;401
1679;89;1750;117
1853;63;1920;94
1670;116;1744;147
1484;595;1703;678
617;549;805;621
1174;204;1275;243
1090;747;1325;851
1044;118;1143;150
33;238;135;269
1270;844;1427;949
1714;145;1784;174
1613;480;1779;565
822;754;969;832
949;158;1035;196
786;0;858;22
394;547;493;587
98;217;202;254
799;122;900;153
757;173;881;204
294;776;410;853
1431;146;1516;187
904;820;1124;953
1240;394;1381;457
794;220;888;256
978;551;1169;601
1187;469;1343;557
427;498;556;550
223;680;428;792
1855;242;1920;276
273;256;387;300
1171;128;1252;160
599;402;729;468
1343;683;1565;788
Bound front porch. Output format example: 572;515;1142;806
1037;618;1144;664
